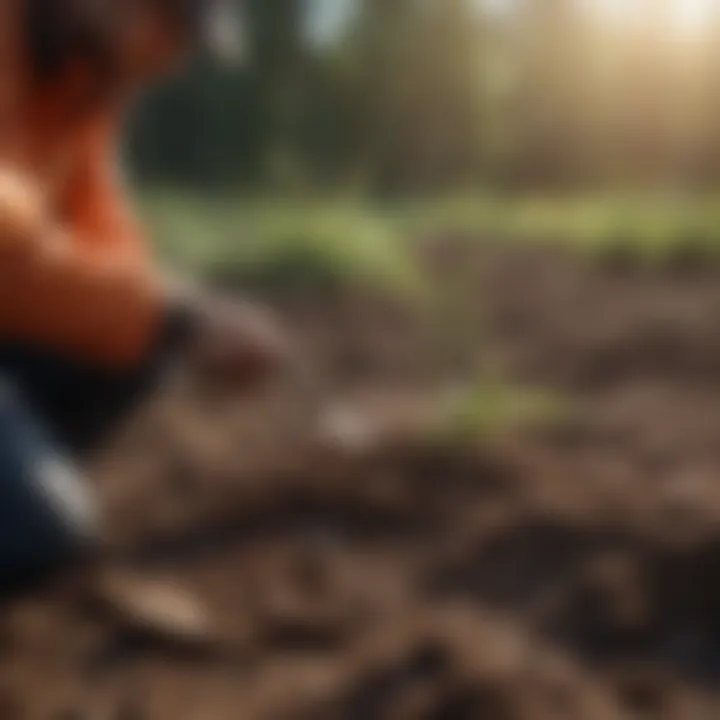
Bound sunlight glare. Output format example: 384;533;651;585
582;0;717;34
670;0;716;31
581;0;644;30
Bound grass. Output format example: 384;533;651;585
437;374;572;442
138;190;720;303
394;194;720;267
141;191;423;298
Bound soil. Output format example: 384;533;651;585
4;244;720;719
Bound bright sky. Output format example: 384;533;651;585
581;0;718;33
307;0;355;44
309;0;720;44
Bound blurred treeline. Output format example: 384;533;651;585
128;0;720;196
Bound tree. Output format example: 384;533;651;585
346;0;489;194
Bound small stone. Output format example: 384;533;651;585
95;570;214;644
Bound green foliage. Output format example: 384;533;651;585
141;193;424;297
127;0;504;194
143;192;720;296
439;374;571;442
128;1;720;196
394;195;720;269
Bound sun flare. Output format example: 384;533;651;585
583;0;717;34
671;0;716;30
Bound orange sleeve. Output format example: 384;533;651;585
0;124;165;368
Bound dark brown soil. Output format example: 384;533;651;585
5;245;720;719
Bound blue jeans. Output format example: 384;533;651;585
0;381;98;586
0;327;183;586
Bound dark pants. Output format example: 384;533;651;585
0;344;175;586
0;382;98;586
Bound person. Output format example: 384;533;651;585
0;0;288;590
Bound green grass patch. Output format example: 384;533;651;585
393;194;720;268
141;192;424;298
437;374;572;442
139;191;720;299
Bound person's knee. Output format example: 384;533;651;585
32;454;100;549
0;458;99;583
0;383;100;585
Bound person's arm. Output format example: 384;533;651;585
3;119;288;381
0;215;167;368
60;123;292;382
0;126;173;368
57;121;151;266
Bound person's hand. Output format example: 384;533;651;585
188;293;292;388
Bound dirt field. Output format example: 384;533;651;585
4;244;720;719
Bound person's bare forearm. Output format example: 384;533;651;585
0;168;288;379
0;169;165;365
